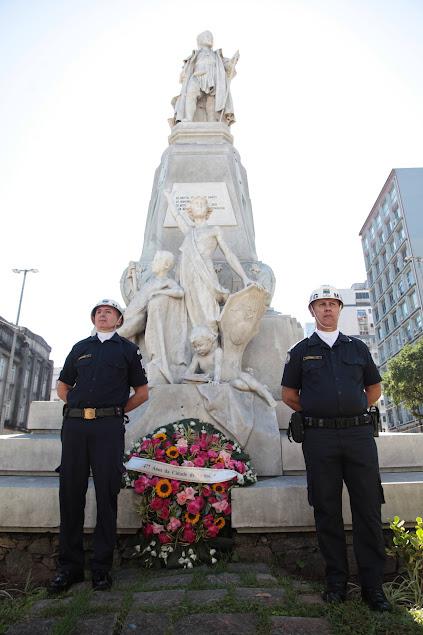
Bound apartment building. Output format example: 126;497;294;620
359;168;423;431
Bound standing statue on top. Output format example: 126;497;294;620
172;30;239;125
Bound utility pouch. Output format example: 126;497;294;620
369;405;381;438
287;411;305;443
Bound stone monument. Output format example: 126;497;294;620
119;31;304;476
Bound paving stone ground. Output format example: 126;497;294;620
4;563;333;635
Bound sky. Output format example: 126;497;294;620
1;0;423;366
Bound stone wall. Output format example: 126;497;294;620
0;529;398;585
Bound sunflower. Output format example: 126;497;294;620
184;511;200;525
165;446;180;459
212;483;226;494
153;432;167;441
155;479;172;498
214;516;225;529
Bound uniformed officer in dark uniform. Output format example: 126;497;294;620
48;299;148;593
281;285;391;612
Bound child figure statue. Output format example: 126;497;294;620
184;325;276;407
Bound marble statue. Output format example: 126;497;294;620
164;191;253;335
118;251;188;385
184;323;276;408
172;30;239;125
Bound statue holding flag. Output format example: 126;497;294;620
172;30;239;125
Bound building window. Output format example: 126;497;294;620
381;299;387;315
416;314;423;331
10;365;16;384
406;269;414;287
389;186;397;204
0;356;6;379
392;311;398;327
400;302;409;318
410;291;418;309
384;318;390;337
355;292;369;300
398;278;405;296
383;200;389;216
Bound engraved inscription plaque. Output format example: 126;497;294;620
163;182;237;227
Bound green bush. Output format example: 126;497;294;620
385;516;423;608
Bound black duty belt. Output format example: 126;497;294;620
304;414;372;429
64;406;123;420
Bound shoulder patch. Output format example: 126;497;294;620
284;352;291;364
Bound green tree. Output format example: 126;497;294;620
383;338;423;420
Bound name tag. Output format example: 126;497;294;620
303;355;323;361
77;354;92;361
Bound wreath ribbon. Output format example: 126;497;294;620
125;456;240;483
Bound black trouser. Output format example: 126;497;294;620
58;416;125;574
302;424;386;588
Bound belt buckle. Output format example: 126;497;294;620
83;408;96;420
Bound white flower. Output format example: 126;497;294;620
187;561;193;568
151;551;157;557
134;545;141;552
211;557;217;564
178;557;185;565
209;549;216;555
190;554;197;561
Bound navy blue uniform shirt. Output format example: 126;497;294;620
59;333;148;409
281;332;381;418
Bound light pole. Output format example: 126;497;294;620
0;268;38;433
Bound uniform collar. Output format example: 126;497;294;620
91;332;121;343
308;331;350;347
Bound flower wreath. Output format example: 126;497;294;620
122;418;256;568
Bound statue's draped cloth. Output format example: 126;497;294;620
179;229;228;332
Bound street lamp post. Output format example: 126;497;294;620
0;268;38;433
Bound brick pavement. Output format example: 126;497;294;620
5;563;332;635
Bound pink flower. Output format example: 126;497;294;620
143;523;154;537
182;460;194;467
159;506;170;520
170;479;180;493
134;474;151;494
184;487;196;500
176;491;188;505
189;444;200;456
202;513;214;528
150;496;164;511
193;456;206;467
207;450;218;459
206;524;220;538
152;522;165;534
159;533;173;544
219;450;232;467
212;499;230;513
234;461;246;474
140;439;152;451
167;517;182;532
187;496;204;515
202;485;212;497
182;525;196;543
176;438;188;454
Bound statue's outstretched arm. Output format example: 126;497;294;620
164;190;192;234
215;228;252;287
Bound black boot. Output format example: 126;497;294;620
361;587;392;612
48;570;84;594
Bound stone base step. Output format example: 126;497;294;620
2;430;423;476
0;472;421;533
232;472;423;531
